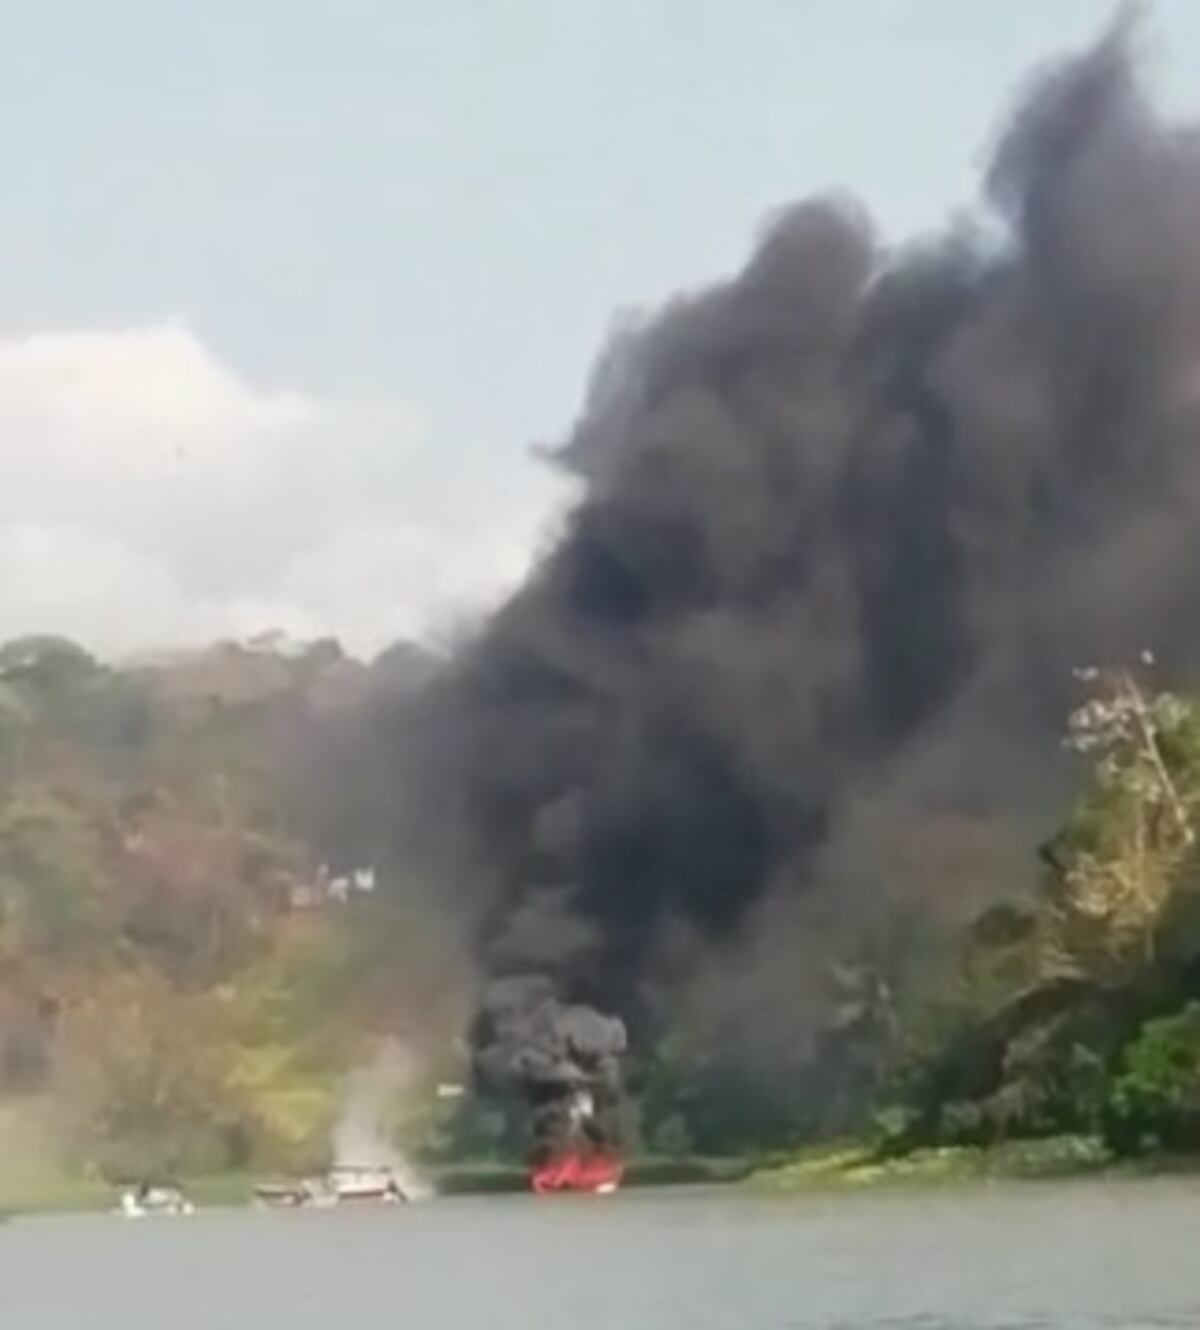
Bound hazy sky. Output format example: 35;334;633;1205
1;0;1198;657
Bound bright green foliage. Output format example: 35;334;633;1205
1104;1003;1200;1155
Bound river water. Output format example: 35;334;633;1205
2;1180;1199;1328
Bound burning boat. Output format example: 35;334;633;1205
529;1149;623;1195
526;1082;625;1194
472;978;628;1196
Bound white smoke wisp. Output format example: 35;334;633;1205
332;1038;433;1200
568;1087;595;1132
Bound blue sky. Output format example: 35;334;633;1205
0;1;1196;655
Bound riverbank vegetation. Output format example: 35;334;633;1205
886;666;1200;1159
753;661;1200;1187
753;1136;1111;1192
0;632;765;1207
8;630;1200;1205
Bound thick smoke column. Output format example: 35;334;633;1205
404;20;1200;1112
472;976;626;1164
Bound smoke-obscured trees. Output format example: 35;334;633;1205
391;21;1200;1147
894;666;1200;1155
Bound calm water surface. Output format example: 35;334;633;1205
3;1180;1200;1328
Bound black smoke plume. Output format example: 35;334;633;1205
471;976;626;1162
398;19;1200;1128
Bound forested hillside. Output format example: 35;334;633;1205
6;628;1200;1185
0;633;465;1183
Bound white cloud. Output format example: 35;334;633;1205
0;321;566;658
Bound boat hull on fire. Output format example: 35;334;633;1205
530;1151;623;1195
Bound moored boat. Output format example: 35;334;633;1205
254;1164;407;1209
115;1182;194;1217
253;1179;327;1209
326;1164;407;1203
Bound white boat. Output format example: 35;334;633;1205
116;1183;194;1218
326;1164;407;1203
254;1165;407;1210
253;1179;319;1208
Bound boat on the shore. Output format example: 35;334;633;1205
252;1178;331;1209
326;1164;408;1203
115;1182;194;1218
254;1164;408;1210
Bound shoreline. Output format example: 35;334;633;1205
11;1142;1200;1216
747;1135;1200;1193
0;1156;753;1218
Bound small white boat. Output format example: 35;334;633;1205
253;1179;317;1209
116;1183;194;1218
254;1165;407;1210
326;1165;407;1204
254;1177;338;1209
